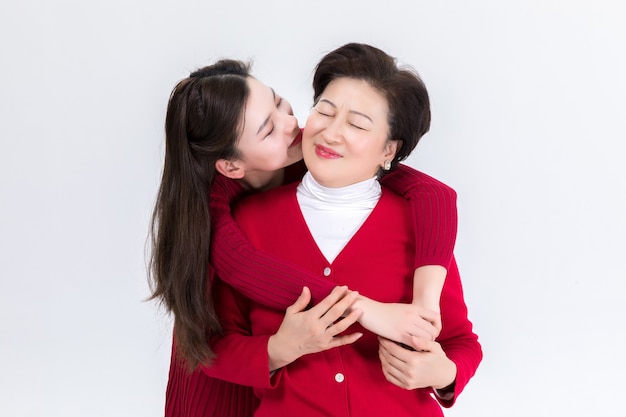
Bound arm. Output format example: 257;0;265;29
209;174;336;309
205;280;362;387
381;164;458;335
209;172;443;343
377;257;482;407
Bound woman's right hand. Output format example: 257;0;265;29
267;286;363;371
355;297;439;346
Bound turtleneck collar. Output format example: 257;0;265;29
298;171;381;210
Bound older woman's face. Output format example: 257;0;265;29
302;77;398;188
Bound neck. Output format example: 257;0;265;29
240;168;285;192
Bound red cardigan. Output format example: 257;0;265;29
165;164;460;416
208;183;481;416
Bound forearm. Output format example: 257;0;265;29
206;277;276;388
351;295;439;343
206;333;275;388
412;265;446;312
435;257;483;406
210;175;336;309
211;219;336;308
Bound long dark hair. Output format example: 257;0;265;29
149;60;251;370
313;43;431;169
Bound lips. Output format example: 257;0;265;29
315;144;341;159
289;130;303;148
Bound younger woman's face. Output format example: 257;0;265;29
302;77;398;188
236;77;303;174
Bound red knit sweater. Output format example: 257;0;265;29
164;163;459;416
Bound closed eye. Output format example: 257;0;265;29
349;123;367;131
315;108;333;117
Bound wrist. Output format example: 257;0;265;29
432;358;457;390
267;334;297;371
351;294;374;320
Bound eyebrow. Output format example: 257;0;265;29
318;98;373;123
256;88;277;135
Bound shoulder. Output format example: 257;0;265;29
393;164;457;198
233;182;298;218
380;186;412;213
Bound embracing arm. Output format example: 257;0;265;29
209;172;445;344
426;256;482;407
209;174;336;309
381;164;459;334
377;257;482;407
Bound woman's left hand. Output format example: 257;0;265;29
378;336;457;391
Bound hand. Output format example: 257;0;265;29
355;298;439;345
268;286;363;370
378;336;457;391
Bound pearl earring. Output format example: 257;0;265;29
383;160;392;170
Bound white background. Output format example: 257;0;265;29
1;1;625;416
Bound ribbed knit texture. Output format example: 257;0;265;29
165;341;258;417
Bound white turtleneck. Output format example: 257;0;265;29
297;172;382;263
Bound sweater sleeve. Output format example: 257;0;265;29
209;174;336;310
202;276;281;389
380;164;458;269
165;338;258;417
433;256;483;407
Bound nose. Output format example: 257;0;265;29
320;117;343;144
281;112;299;133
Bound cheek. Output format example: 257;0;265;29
302;128;315;146
304;113;324;133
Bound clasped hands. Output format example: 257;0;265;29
267;286;455;391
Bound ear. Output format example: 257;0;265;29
383;140;401;160
215;158;245;180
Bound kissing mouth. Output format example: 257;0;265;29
289;130;303;148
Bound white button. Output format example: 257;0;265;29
334;373;344;383
323;267;331;276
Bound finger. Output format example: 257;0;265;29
326;308;362;336
380;336;423;366
320;291;359;327
409;316;438;341
418;308;440;326
378;338;408;369
379;349;408;389
286;286;311;315
408;336;433;353
308;286;349;317
329;332;363;348
409;322;438;342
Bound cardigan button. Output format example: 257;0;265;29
334;373;344;383
323;267;331;276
